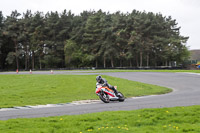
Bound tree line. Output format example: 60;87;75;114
0;9;189;70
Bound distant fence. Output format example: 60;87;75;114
0;66;183;72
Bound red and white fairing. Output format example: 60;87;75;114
96;85;118;100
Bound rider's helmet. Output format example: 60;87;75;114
96;75;102;83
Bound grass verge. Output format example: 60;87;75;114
0;75;171;108
0;105;200;132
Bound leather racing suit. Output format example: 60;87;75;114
96;78;118;96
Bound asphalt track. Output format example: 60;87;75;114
0;71;200;120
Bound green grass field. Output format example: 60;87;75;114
0;105;200;132
0;75;171;108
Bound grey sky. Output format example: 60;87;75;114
0;0;199;50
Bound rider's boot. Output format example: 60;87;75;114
113;88;120;97
109;85;120;97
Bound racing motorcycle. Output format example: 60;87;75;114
96;85;125;103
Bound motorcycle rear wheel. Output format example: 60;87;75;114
118;92;125;102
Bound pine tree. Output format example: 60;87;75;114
3;10;21;70
83;10;104;67
18;10;33;70
0;11;4;69
29;11;44;69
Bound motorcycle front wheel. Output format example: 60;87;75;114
99;92;110;103
118;92;125;102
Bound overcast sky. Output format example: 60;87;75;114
1;0;200;50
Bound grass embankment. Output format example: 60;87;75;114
0;75;171;108
0;105;200;132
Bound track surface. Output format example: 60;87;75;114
0;71;200;120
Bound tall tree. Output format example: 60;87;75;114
112;12;129;67
19;10;33;70
0;11;4;69
83;10;104;67
30;11;44;69
100;12;118;68
3;10;21;70
0;11;3;51
57;10;74;67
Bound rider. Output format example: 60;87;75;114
96;75;119;96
